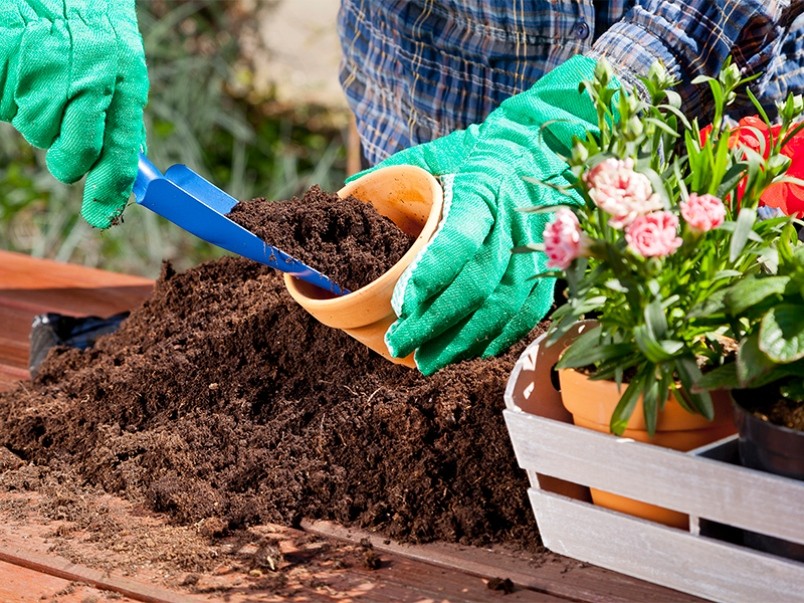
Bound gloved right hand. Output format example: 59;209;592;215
0;0;149;228
349;56;617;374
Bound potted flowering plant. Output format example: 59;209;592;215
521;61;804;526
524;60;804;445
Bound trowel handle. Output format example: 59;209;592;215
133;154;163;204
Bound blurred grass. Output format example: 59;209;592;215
0;0;348;278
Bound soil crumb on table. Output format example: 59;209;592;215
228;186;415;292
0;256;543;554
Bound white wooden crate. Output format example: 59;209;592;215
503;323;804;603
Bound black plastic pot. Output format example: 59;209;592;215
732;394;804;561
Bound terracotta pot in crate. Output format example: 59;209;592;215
558;366;736;529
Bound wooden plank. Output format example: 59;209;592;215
0;251;154;390
0;251;152;290
503;409;804;546
0;303;41;372
303;520;702;603
0;366;28;393
531;489;804;603
0;510;573;603
0;541;199;603
0;559;142;603
303;551;570;602
0;250;153;318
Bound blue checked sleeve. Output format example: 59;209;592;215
587;0;804;118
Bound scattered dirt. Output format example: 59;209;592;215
0;464;420;597
228;186;415;292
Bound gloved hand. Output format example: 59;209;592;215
349;55;614;375
0;0;149;228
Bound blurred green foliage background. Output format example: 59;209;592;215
0;0;349;278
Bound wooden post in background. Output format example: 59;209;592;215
347;114;362;177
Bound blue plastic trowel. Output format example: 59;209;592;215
132;154;349;295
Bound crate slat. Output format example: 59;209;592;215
504;409;804;545
530;489;804;603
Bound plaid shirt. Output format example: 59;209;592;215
338;1;804;165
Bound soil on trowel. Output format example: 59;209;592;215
228;186;415;292
0;254;544;552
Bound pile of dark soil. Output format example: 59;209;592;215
228;186;415;292
0;189;544;550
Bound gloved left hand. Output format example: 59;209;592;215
349;55;613;374
0;0;149;228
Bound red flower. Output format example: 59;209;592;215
700;116;804;216
732;115;779;159
761;127;804;217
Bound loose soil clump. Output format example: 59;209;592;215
0;191;543;552
228;186;415;292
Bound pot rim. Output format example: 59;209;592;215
732;394;804;446
283;164;444;309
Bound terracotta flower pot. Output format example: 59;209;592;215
558;367;737;528
732;392;804;560
284;165;443;368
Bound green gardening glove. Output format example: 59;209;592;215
0;1;149;228
350;55;614;375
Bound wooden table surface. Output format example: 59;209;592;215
0;250;705;603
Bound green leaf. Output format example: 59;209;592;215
634;325;682;363
644;117;680;138
641;371;660;436
663;89;683;109
695;363;739;391
640;168;671;207
712;269;744;281
674;357;714;419
609;377;644;436
746;87;771;128
736;331;777;386
512;243;545;254
781;121;804;150
516;201;573;214
759;304;804;363
716;162;748;199
688;288;727;318
574;295;608;314
780;377;804;403
644;300;668;338
526;270;563;281
730;208;756;263
603;278;629;293
724;275;790;316
556;339;633;369
657;102;691;129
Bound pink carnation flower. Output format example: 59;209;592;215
680;193;726;232
585;158;663;229
543;207;588;269
625;211;682;258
